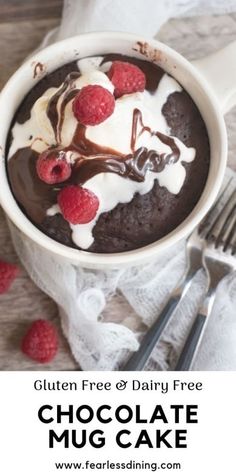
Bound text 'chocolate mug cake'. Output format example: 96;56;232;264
7;54;210;253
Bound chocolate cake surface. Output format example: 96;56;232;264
7;54;210;253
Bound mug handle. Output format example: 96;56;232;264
192;40;236;115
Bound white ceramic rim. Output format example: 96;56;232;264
0;32;227;267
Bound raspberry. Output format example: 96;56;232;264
0;260;19;294
72;85;115;126
107;61;146;98
36;149;71;184
58;185;99;224
21;319;58;363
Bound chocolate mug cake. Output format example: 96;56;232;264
7;54;210;253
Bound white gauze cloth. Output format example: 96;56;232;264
41;0;236;46
9;168;236;371
10;0;236;370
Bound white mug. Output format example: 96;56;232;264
0;32;235;269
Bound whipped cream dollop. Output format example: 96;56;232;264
9;56;196;250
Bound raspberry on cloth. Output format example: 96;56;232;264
0;261;19;295
21;319;58;363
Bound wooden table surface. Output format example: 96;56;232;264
1;2;236;370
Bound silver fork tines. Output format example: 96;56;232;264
175;187;236;371
206;189;236;250
123;177;236;372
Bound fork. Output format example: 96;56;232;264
123;181;231;371
175;188;236;370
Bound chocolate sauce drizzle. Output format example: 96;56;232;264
46;72;180;185
46;72;80;141
68;109;180;185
